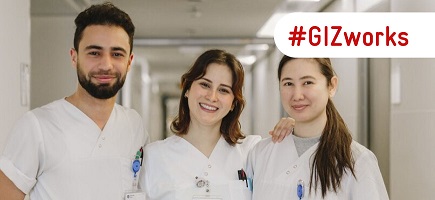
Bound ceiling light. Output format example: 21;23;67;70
244;44;270;51
238;55;257;66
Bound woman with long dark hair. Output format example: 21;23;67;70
247;56;389;199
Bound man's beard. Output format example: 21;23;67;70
77;64;126;99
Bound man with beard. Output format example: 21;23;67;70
0;2;149;200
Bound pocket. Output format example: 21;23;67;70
228;180;252;200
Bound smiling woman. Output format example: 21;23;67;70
140;49;295;200
141;49;257;200
246;56;389;200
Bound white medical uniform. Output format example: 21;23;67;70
246;136;389;200
0;99;149;200
142;134;261;200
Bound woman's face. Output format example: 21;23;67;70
279;59;336;125
186;63;235;127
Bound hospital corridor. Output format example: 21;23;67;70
1;0;435;199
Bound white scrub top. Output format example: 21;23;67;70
0;99;149;200
246;136;389;200
142;134;261;200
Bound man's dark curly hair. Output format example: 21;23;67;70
73;2;135;53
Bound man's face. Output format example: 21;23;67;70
71;25;133;99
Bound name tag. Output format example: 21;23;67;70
125;191;146;200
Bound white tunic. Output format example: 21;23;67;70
142;135;261;200
246;136;389;200
0;99;149;200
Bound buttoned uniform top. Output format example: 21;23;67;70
141;134;261;200
0;99;149;200
246;135;389;200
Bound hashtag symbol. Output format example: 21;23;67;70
288;26;306;46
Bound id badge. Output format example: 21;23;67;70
125;191;146;200
192;195;222;200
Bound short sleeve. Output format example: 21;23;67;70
0;111;43;194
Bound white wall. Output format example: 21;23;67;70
250;48;281;138
31;16;77;109
369;58;391;193
326;1;435;199
389;59;435;199
0;0;31;153
389;1;435;199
